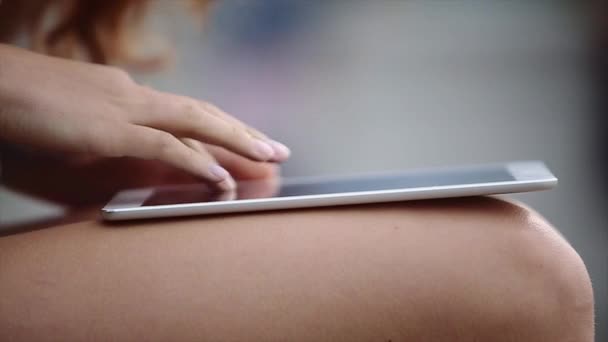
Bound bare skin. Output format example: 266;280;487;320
0;143;278;206
0;198;594;341
0;44;289;191
0;43;595;341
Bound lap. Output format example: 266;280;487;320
0;197;593;341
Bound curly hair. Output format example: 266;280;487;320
0;0;209;66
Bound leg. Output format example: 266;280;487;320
0;197;594;341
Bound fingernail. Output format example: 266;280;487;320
254;139;275;160
268;140;291;161
217;187;237;201
209;164;230;182
217;176;237;192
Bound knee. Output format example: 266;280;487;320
512;203;593;341
441;198;595;341
298;198;595;341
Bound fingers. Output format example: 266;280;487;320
204;144;279;181
134;91;290;163
117;125;235;191
196;101;291;162
192;143;280;199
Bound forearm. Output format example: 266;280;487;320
0;44;46;145
0;43;17;141
0;43;38;105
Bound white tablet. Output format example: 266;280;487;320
101;161;557;221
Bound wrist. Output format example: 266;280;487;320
0;44;31;142
0;44;20;102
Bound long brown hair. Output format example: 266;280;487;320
0;0;209;66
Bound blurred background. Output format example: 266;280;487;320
1;0;606;338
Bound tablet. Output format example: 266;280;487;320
101;160;557;221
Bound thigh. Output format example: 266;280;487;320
0;197;593;341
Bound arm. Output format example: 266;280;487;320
0;44;289;198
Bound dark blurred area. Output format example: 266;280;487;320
1;0;606;338
594;1;608;184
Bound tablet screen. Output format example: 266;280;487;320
142;165;515;206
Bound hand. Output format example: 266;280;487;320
1;142;279;206
0;44;290;191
